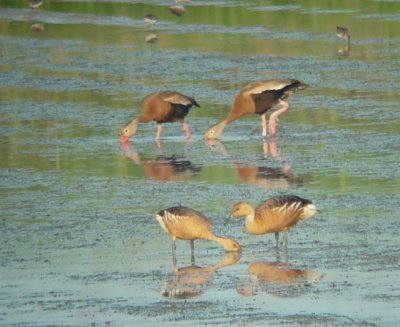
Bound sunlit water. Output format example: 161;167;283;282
1;0;400;326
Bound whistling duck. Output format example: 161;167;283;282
120;91;200;143
230;195;317;248
161;252;240;298
156;206;241;267
204;79;308;140
29;0;43;9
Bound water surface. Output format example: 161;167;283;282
1;0;400;326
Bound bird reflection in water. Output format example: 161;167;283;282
122;144;201;182
237;257;321;297
205;138;305;189
161;252;240;299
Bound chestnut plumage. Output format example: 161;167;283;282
204;79;308;139
120;91;199;143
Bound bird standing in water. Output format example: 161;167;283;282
336;26;350;45
120;91;199;143
204;79;308;140
230;195;318;248
156;206;241;268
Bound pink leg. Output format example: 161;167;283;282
156;123;163;140
182;122;191;140
261;114;267;138
268;99;289;136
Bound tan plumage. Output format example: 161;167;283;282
120;91;199;143
204;79;308;139
230;195;318;247
156;206;241;267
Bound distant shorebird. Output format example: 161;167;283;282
169;6;185;16
144;14;157;27
230;195;318;248
156;206;241;267
29;0;43;9
204;79;308;139
336;26;350;44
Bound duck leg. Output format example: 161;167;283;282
156;123;163;140
182;121;192;140
172;239;177;269
282;231;289;248
275;232;280;248
190;240;195;265
261;114;268;138
268;99;289;136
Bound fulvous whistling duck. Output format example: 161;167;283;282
156;206;241;267
204;79;308;139
120;91;199;143
230;195;318;248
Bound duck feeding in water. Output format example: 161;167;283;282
230;195;318;248
204;79;308;140
156;206;241;268
120;91;199;143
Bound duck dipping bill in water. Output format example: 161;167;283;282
156;206;241;268
120;91;199;143
204;79;308;140
230;195;318;248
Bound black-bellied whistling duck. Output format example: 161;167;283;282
156;206;241;268
230;195;318;248
204;79;308;139
120;91;199;143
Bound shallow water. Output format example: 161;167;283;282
1;0;400;326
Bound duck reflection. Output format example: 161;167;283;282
122;144;201;182
205;138;304;189
161;252;240;299
237;260;321;297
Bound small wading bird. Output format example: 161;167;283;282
230;195;318;248
336;26;351;58
144;14;157;27
120;91;200;143
204;79;308;140
336;26;350;45
29;0;43;9
156;206;241;268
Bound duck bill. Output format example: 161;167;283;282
119;134;129;144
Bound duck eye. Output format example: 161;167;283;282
209;130;214;134
125;129;128;133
